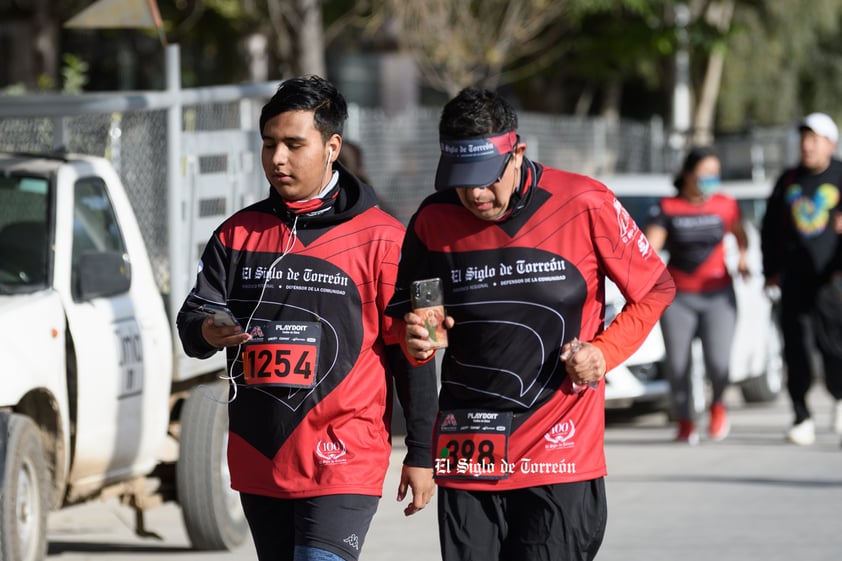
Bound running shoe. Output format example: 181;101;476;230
708;402;730;441
785;418;816;446
674;419;699;445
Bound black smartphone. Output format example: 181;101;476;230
410;278;447;348
198;303;240;327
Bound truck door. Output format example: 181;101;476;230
58;171;170;496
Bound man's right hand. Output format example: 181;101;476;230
403;311;454;361
201;317;251;349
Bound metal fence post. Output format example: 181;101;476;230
649;115;665;173
0;412;8;489
165;43;184;336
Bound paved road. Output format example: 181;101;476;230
47;385;842;560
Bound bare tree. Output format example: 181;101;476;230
691;0;735;145
378;0;570;96
265;0;326;77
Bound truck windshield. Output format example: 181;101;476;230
0;176;50;291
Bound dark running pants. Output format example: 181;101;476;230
780;285;842;423
438;478;607;561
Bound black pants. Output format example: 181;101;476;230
239;493;378;561
780;286;842;423
438;479;607;561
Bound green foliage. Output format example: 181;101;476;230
718;0;842;130
1;84;27;95
36;74;55;91
563;8;672;86
156;0;262;86
203;0;250;20
7;0;842;133
566;0;667;20
61;54;89;94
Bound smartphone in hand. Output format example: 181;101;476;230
198;303;241;328
410;278;448;349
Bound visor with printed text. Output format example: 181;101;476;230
434;131;518;190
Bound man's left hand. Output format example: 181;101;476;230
560;339;606;386
396;465;435;516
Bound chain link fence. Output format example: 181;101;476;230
344;108;670;223
344;108;799;224
0;89;800;231
0;89;269;306
0;109;168;279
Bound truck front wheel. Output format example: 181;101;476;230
176;381;248;551
0;412;49;561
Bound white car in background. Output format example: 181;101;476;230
601;174;784;413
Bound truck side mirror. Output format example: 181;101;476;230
76;251;132;300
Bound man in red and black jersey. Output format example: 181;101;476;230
176;76;438;561
386;88;675;561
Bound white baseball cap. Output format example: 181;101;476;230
799;112;838;143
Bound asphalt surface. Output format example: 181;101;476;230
47;385;842;561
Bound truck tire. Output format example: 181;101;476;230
0;412;49;561
177;381;248;551
740;358;784;403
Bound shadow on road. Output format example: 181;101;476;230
49;542;193;555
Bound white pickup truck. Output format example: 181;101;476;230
0;151;254;561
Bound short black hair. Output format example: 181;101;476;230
673;145;719;191
439;87;518;139
260;75;348;141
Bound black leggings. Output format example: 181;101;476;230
239;493;378;561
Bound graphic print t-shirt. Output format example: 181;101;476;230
762;159;842;283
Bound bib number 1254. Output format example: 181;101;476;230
243;344;316;388
241;320;321;389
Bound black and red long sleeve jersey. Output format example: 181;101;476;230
386;159;674;491
177;165;437;499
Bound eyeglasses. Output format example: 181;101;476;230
473;152;513;190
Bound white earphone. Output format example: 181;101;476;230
328;147;333;162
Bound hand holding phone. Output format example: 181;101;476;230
410;278;448;349
199;303;241;328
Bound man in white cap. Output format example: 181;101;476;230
761;112;842;445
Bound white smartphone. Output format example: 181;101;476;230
198;303;240;327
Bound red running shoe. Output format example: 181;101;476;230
674;419;699;445
709;402;730;441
